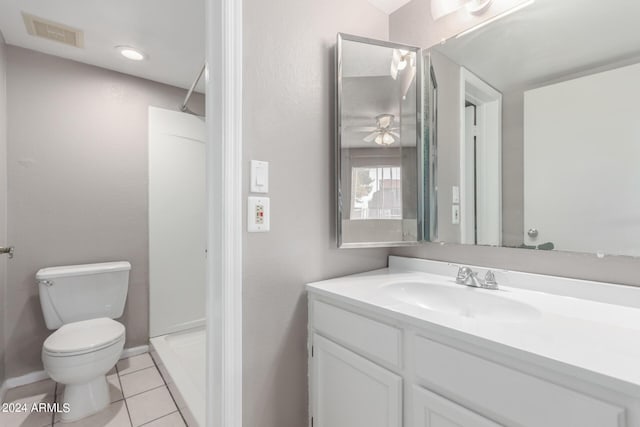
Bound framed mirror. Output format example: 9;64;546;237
336;33;423;248
423;0;640;257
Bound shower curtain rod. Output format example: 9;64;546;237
180;63;206;113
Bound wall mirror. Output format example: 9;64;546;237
336;33;422;248
424;0;640;257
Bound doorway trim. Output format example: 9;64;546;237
458;67;502;246
206;0;243;426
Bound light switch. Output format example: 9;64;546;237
250;160;269;193
452;205;460;225
452;186;460;204
248;196;270;232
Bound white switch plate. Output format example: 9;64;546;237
452;186;460;204
452;205;460;225
250;160;269;193
248;196;270;232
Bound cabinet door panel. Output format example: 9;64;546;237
414;336;626;427
311;334;402;427
312;300;402;368
413;386;503;427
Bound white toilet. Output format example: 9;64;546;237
36;262;131;422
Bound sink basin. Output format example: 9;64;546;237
381;281;541;322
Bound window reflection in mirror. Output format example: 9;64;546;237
350;166;402;220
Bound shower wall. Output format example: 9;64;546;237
148;106;206;337
4;46;204;378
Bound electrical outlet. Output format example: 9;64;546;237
248;197;270;232
452;205;460;225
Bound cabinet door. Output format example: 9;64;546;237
413;386;503;427
311;334;402;427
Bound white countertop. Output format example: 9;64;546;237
307;260;640;397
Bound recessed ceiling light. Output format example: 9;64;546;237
116;46;146;61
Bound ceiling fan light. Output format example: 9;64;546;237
375;134;384;145
382;133;395;145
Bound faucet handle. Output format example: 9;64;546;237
484;270;498;287
456;266;473;283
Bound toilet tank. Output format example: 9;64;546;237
36;262;131;330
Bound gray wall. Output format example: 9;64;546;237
426;52;525;246
390;1;640;287
501;90;524;246
242;1;391;425
0;33;7;386
429;51;461;243
5;46;204;378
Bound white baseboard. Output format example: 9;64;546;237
2;370;50;396
0;381;8;404
0;344;150;402
121;345;149;359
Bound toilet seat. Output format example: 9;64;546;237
43;318;125;357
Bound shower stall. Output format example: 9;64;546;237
148;105;206;426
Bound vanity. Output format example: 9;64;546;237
323;0;640;425
307;257;640;427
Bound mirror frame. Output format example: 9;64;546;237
336;33;424;248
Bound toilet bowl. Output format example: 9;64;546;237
42;318;126;422
37;261;131;421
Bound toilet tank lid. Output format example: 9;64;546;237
36;261;131;280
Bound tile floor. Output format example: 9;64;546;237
0;353;187;427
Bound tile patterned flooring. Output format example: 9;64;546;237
0;353;187;427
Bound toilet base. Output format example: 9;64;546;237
59;375;110;422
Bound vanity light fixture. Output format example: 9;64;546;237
116;46;146;61
431;0;466;21
391;49;416;80
431;0;494;21
455;0;535;39
397;50;409;71
466;0;494;15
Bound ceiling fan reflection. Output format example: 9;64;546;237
352;114;400;146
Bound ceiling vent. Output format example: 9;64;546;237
22;13;84;48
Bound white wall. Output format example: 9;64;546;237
242;1;391;425
524;62;640;256
148;107;206;337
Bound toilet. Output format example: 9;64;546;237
36;262;131;422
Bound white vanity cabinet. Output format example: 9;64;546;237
309;300;403;427
308;297;631;427
412;386;502;427
311;334;402;427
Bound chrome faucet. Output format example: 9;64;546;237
455;266;499;290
